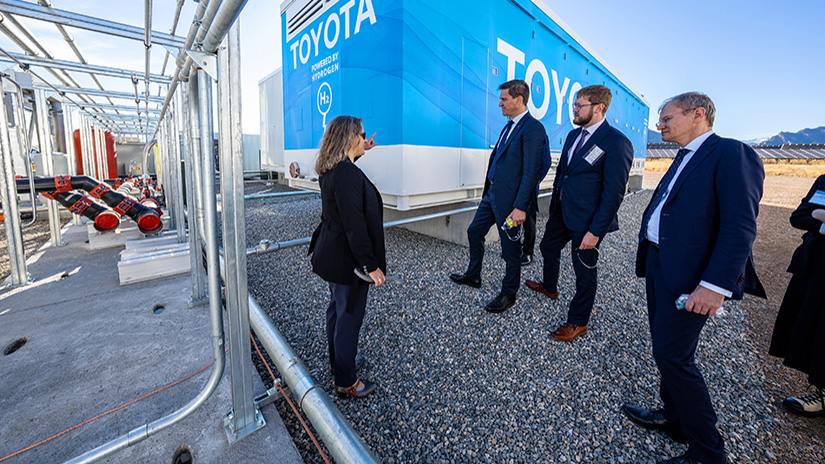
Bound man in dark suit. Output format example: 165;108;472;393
621;92;765;464
449;79;545;313
525;85;632;341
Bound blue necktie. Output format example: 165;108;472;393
639;148;691;242
488;120;514;182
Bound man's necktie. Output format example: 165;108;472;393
488;119;514;182
639;148;691;242
568;129;588;165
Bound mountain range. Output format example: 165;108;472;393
647;126;825;146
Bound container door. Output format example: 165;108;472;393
459;36;490;188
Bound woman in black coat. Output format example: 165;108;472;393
769;174;825;417
309;115;385;398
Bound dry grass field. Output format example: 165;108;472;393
645;157;825;178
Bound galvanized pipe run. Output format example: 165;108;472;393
248;299;380;464
186;72;207;246
0;0;186;47
0;75;28;286
33;87;62;246
246;192;554;256
3;73;38;227
180;81;206;303
169;95;186;243
61;102;81;225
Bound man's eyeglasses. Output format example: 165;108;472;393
572;102;600;110
656;108;697;126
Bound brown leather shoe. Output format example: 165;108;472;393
551;323;587;341
524;279;559;299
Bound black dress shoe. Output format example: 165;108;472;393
449;273;481;288
621;404;688;444
484;293;515;313
520;254;532;266
330;355;365;376
657;453;705;464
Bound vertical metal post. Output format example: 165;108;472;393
189;75;207;244
170;95;186;243
62;103;81;226
181;81;207;304
217;22;263;443
80;116;93;177
33;88;63;247
0;78;29;286
158;116;172;230
98;125;109;179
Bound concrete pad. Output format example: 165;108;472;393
0;224;302;464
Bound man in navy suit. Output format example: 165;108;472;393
621;92;765;464
449;79;545;313
525;85;633;341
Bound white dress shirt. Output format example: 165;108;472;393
500;109;528;147
567;117;606;165
646;130;732;297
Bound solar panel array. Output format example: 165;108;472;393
646;143;825;160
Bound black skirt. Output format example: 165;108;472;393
769;238;825;388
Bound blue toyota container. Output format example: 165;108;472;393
280;0;648;209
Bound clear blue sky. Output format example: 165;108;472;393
1;0;822;141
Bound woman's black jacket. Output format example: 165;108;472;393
309;159;386;285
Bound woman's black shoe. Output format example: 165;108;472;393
335;379;376;398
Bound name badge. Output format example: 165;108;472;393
583;146;605;165
809;190;825;206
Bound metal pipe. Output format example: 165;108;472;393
246;192;554;256
0;74;28;286
234;190;317;201
201;0;247;53
187;72;207;246
248;298;380;464
144;0;151;138
170;94;186;243
61;102;81;225
0;0;186;47
33;84;165;103
141;139;157;176
76;102;160;114
33;87;62;246
3;73;37;227
160;0;186;76
1;51;172;83
180;82;206;303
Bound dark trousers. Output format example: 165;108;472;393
539;208;601;326
466;188;522;298
646;246;725;464
326;281;369;388
521;193;538;257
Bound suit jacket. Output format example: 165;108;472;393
482;113;545;220
309;159;386;285
787;174;825;276
635;133;766;300
549;121;633;236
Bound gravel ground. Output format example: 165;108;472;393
0;216;59;283
241;177;825;464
